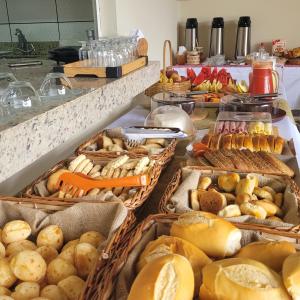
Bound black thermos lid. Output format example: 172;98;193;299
238;16;251;27
212;17;224;28
186;18;198;29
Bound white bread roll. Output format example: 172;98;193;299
200;257;290;300
137;235;212;295
128;254;194;300
283;252;300;300
170;211;241;258
235;241;296;272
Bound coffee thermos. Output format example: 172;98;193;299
209;17;224;57
235;16;251;58
185;18;198;51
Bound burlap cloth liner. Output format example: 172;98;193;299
167;168;299;227
0;200;128;246
113;220;284;300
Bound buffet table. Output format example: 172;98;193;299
174;64;300;109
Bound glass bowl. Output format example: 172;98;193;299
144;105;195;136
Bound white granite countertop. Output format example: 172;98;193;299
0;61;160;183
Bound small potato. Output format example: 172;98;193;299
41;285;68;300
61;239;79;252
37;225;64;251
58;275;85;300
79;231;105;249
47;258;77;284
0;242;5;258
0;258;17;288
58;244;76;264
10;250;47;282
2;220;31;244
6;240;37;258
36;246;58;264
74;243;99;279
13;282;40;300
0;286;11;296
0;296;14;300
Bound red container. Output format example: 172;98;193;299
249;68;275;95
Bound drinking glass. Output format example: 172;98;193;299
78;41;89;60
40;73;73;98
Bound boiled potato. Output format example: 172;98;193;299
0;287;11;296
58;275;85;300
79;231;105;249
58;244;76;265
6;240;37;258
12;282;40;300
41;285;68;300
10;250;47;282
46;258;77;284
37;225;64;251
36;246;58;264
61;239;79;252
0;296;14;300
2;220;31;244
0;258;17;288
0;242;5;258
74;243;99;279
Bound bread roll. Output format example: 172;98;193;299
128;254;194;300
137;235;211;294
240;202;267;219
259;135;270;152
2;220;31;244
198;177;212;190
246;174;259;187
0;297;13;300
10;250;47;282
79;231;105;249
68;155;86;171
190;190;200;211
6;240;37;258
267;135;275;153
262;186;276;197
218;173;240;192
12;282;40;300
243;135;254;151
0;242;5;258
0;258;17;288
61;239;79;252
221;134;232;150
235;178;256;196
222;193;236;204
198;189;227;214
31;298;50;300
218;204;241;218
274;136;284;154
200;258;290;300
47;169;70;193
37;225;64;250
170;211;241;258
58;245;76;265
236;134;245;149
47;258;77;284
41;285;68;300
252;135;260;151
36;246;58;264
252;200;279;217
283;252;300;300
0;287;10;296
235;193;251;206
253;187;273;200
57;275;85;300
236;241;296;272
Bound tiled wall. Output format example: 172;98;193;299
0;0;94;42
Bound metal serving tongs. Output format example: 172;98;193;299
56;172;150;197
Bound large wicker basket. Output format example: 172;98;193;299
21;155;162;210
86;213;300;300
76;130;177;168
159;168;300;221
0;196;135;300
145;40;191;97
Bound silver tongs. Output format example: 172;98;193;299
229;92;280;103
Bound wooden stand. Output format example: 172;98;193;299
63;56;148;78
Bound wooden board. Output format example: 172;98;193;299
63;56;148;78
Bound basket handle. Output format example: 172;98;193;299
163;40;173;77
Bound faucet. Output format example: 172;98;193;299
15;28;35;55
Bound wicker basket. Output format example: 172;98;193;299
88;213;300;300
0;196;135;300
76;131;177;168
159;168;300;220
21;155;163;210
145;40;191;97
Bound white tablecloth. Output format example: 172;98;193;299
174;65;300;109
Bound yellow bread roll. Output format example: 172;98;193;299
57;275;85;300
137;235;211;294
253;187;273;201
240;202;267;219
170;211;241;258
251;200;280;217
47;169;70;193
61;239;79;251
246;174;259;187
222;193;236;204
198;177;212;190
36;246;58;264
0;242;5;258
235;241;296;272
0;258;17;288
6;240;37;258
235;193;251;206
79;231;105;249
283;252;300;300
218;173;240;192
41;285;68;300
10;250;47;282
218;204;241;218
2;220;31;244
235;178;256;196
200;257;290;300
262;186;276;197
0;287;10;296
128;254;194;300
47;258;77;284
12;282;40;300
37;225;64;250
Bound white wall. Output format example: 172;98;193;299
115;0;178;66
178;0;300;59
